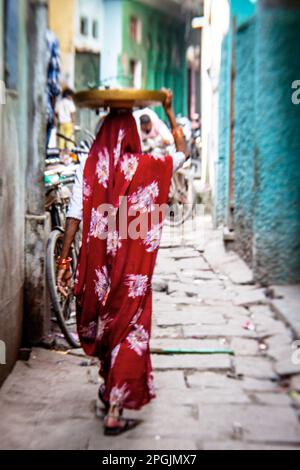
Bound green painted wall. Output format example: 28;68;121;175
121;0;187;118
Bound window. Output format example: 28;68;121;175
4;0;19;90
129;59;142;89
75;51;100;90
130;16;142;44
80;17;89;36
92;20;99;39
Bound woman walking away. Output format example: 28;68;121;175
56;90;189;435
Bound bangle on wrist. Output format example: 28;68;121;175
57;256;72;271
172;127;184;139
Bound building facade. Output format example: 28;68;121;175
49;0;194;119
214;0;300;284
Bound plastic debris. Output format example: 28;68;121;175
79;360;89;367
232;422;244;440
243;320;255;331
289;390;299;401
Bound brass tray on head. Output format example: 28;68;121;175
74;89;167;109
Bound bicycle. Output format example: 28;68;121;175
141;137;198;227
45;142;88;348
165;160;197;227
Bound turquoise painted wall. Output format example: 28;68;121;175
216;0;300;283
233;19;256;265
231;0;257;26
215;0;256;227
215;32;230;226
253;5;300;283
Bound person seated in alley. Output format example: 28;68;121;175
134;107;174;153
55;87;76;150
56;90;189;436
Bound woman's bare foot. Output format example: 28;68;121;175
105;405;125;429
104;405;140;436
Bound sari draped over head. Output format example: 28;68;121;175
74;110;173;410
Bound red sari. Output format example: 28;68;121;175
74;111;173;410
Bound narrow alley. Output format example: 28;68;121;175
1;217;299;450
1;0;300;455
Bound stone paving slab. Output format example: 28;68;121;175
157;387;251;405
186;371;280;393
150;338;224;352
275;359;300;377
152;325;184;339
234;356;277;380
153;371;187;390
253;392;292;406
152;353;232;371
183;323;258;339
233;289;268;307
230;338;259;356
197;405;300;444
270;285;300;338
155;310;226;327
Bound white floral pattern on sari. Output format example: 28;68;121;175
107;230;122;257
74;264;80;285
96;148;110;188
90;208;108;239
97;313;112;340
126;274;149;298
151;149;166;161
121;154;139;181
129;181;159;213
94;266;110;304
111;344;121;368
143;223;163;252
83;180;92;200
130;307;143;326
110;383;130;408
78;320;97;340
127;324;149;356
114;129;125;167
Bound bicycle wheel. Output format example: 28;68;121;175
46;229;80;348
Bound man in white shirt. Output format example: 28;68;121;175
133;107;174;154
55;88;76;150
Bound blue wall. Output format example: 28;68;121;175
231;0;257;26
215;1;256;228
233;19;256;265
215;32;230;226
216;0;300;283
253;6;300;283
